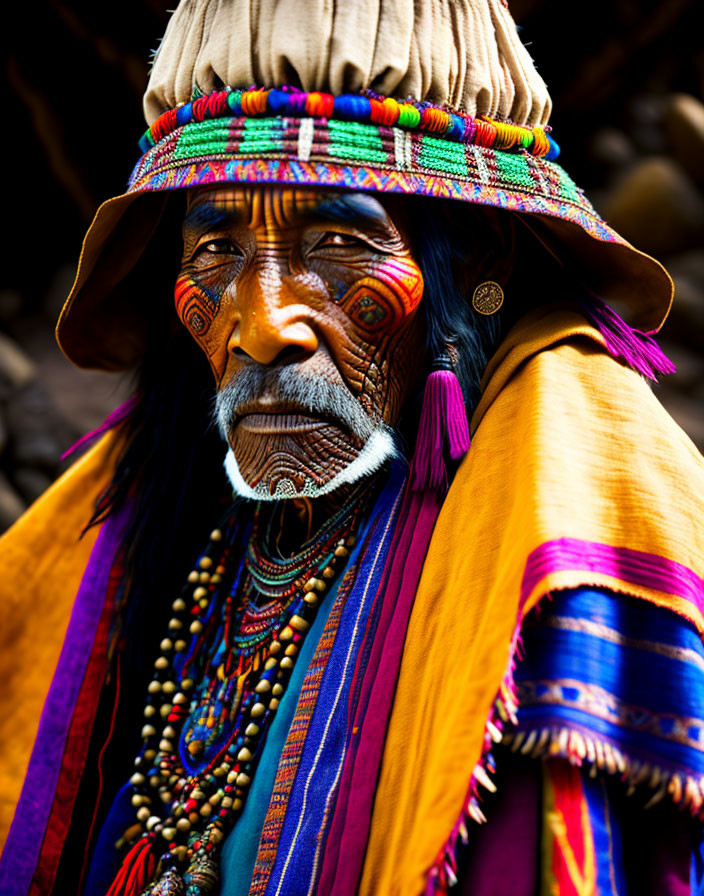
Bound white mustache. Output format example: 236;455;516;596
214;365;382;443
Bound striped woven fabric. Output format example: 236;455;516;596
508;587;704;816
247;562;354;894
127;95;616;247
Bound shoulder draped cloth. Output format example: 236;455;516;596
361;308;704;894
1;310;703;895
0;435;119;844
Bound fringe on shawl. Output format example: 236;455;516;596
422;592;704;894
423;628;522;895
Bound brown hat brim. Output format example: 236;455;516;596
57;166;673;371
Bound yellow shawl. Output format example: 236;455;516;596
361;308;704;894
0;434;118;844
2;310;703;888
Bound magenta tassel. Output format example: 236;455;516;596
412;369;471;492
578;293;676;381
61;394;139;461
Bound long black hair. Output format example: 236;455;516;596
87;202;230;679
406;197;553;410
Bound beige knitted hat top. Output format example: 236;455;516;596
144;0;551;126
56;0;672;371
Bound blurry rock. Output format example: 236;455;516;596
0;472;26;532
603;157;704;256
657;341;704;391
4;380;75;473
588;128;637;175
664;251;704;347
0;290;25;325
628;94;668;155
13;467;54;504
663;273;704;349
0;332;36;394
665;249;704;289
13;314;131;435
694;380;704;408
657;392;704;453
665;93;704;184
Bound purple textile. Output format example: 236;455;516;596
460;761;539;896
521;537;704;615
61;395;138;461
0;503;130;896
318;485;442;896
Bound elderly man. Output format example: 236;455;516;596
2;1;704;894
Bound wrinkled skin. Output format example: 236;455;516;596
177;186;425;499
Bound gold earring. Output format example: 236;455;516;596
472;281;504;315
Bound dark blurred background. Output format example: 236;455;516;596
1;0;703;531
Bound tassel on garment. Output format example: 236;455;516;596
105;835;156;896
412;366;471;493
578;293;676;381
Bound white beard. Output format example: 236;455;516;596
223;427;398;501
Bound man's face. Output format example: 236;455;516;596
178;185;425;499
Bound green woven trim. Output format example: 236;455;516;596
173;120;232;159
327;120;388;163
133;118;591;213
418;136;469;177
494;152;536;191
239;117;285;153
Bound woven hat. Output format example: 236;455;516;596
57;0;673;371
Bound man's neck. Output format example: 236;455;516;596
273;484;357;555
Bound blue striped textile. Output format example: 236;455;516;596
514;587;704;807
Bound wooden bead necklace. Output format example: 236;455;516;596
109;482;374;896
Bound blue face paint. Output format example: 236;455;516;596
314;194;388;228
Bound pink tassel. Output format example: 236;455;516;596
61;394;139;461
578;292;676;381
412;368;470;492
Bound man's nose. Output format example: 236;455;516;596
229;260;319;365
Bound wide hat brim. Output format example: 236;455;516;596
57;110;673;371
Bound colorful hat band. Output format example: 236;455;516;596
139;86;560;160
128;97;618;250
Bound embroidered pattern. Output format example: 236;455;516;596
249;563;357;893
516;679;704;750
128;138;615;248
510;588;704;817
116;88;634;254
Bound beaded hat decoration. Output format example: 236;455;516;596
56;0;673;371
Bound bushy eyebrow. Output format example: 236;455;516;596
182;192;394;236
182;202;239;234
312;194;390;229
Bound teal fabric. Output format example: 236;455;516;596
219;520;371;894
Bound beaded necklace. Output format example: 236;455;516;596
110;482;374;896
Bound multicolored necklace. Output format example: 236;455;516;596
107;483;373;896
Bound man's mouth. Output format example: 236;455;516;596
233;403;346;436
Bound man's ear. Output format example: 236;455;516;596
451;207;516;300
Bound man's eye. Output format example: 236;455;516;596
314;232;368;250
194;239;239;257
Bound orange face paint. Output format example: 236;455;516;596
177;185;425;497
